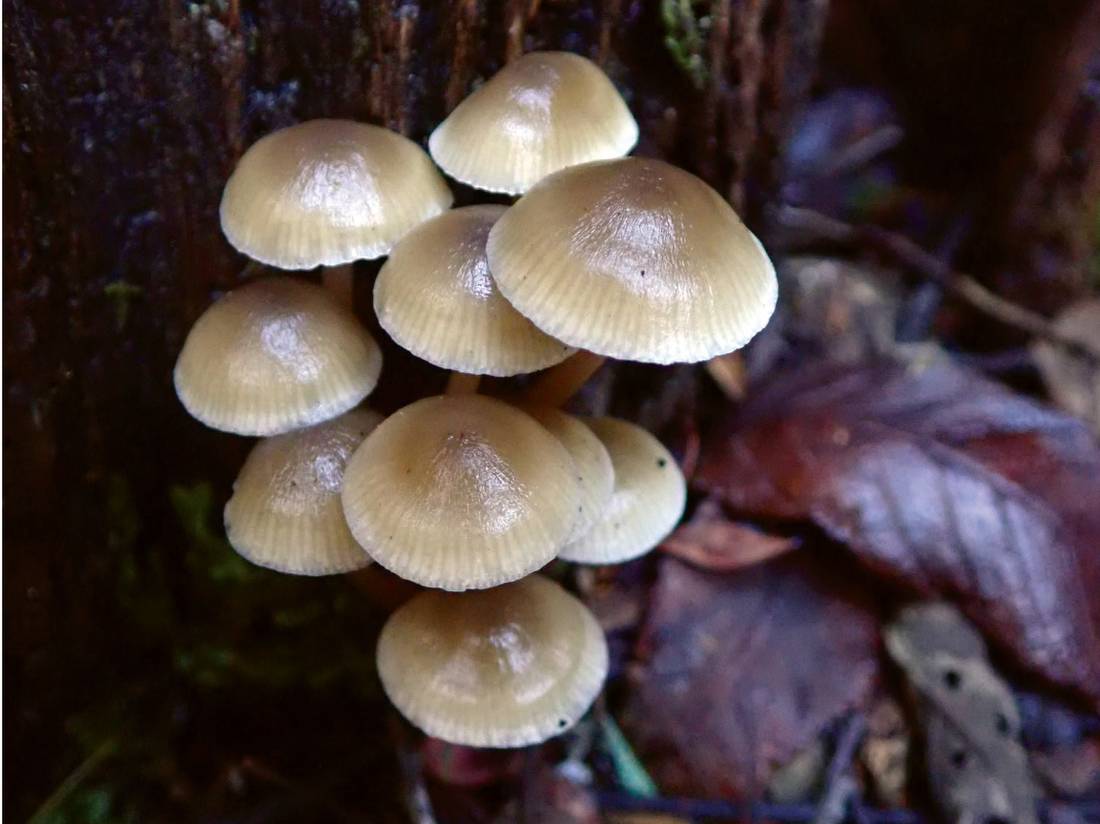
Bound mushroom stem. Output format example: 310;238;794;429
523;350;606;407
446;371;481;395
322;263;355;308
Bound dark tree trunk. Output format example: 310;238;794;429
3;0;826;811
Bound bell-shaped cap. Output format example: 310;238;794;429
487;157;778;363
374;205;573;376
429;51;638;195
174;277;382;435
523;406;614;539
377;575;608;747
224;409;383;575
341;395;580;590
220;119;453;268
561;417;686;564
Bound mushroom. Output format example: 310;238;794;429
373;205;574;395
521;405;614;540
429;51;638;195
224;409;383;575
487;156;778;403
174;277;382;435
560;417;686;565
341;394;581;590
220;119;453;305
377;575;608;747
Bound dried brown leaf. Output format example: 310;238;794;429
695;359;1100;705
622;554;880;799
659;499;797;571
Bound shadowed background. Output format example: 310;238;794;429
4;1;1099;821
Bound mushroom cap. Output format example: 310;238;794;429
374;205;574;376
428;51;638;195
174;277;382;436
377;575;608;747
522;406;614;539
560;417;686;564
220;119;453;268
341;395;580;590
224;409;383;575
486;157;778;363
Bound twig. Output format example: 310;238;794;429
772;205;1100;366
27;739;118;824
815;714;867;824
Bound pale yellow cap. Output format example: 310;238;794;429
220;119;453;268
522;406;614;539
487;157;778;363
429;51;638;195
377;575;608;747
341;395;580;590
174;277;382;435
561;417;686;564
374;205;574;375
224;409;383;575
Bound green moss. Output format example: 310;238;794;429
661;0;710;90
102;281;143;331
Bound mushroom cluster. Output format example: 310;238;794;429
177;51;777;749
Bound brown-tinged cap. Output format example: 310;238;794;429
341;395;580;590
429;52;638;195
174;277;382;435
522;406;614;539
224;409;383;575
377;575;608;747
220;119;453;268
560;417;686;564
487;157;778;363
374;205;574;375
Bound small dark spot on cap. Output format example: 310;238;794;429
943;669;961;689
951;749;968;768
995;713;1010;735
640;269;646;276
557;718;568;728
657;458;667;468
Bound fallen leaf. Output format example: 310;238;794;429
659;498;797;571
622;553;880;799
695;358;1100;706
1032;298;1100;435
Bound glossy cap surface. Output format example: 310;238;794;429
487;157;778;363
341;395;580;590
429;51;638;195
220;119;453;268
377;575;608;747
374;206;573;375
561;417;686;564
174;277;382;435
225;409;383;575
